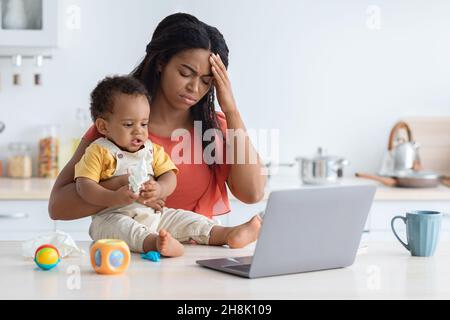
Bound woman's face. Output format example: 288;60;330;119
158;48;214;111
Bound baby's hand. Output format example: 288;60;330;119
138;198;166;212
140;180;163;203
112;185;139;207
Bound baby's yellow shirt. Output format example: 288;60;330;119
74;142;178;183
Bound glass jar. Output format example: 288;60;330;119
38;125;60;178
7;142;32;178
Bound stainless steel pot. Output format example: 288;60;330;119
295;147;349;185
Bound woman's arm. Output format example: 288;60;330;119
209;53;267;203
48;138;127;221
76;177;138;207
224;110;267;204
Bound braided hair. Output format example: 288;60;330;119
131;13;230;162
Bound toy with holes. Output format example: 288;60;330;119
90;239;131;275
34;244;61;271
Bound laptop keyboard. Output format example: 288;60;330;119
224;264;251;273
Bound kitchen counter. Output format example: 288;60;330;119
1;241;450;299
1;177;450;201
0;178;55;200
265;176;450;201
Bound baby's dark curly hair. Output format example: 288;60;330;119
90;75;151;121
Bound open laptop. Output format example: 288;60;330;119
196;185;376;278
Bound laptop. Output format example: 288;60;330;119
196;185;376;278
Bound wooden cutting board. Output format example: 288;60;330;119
443;177;450;187
402;117;450;176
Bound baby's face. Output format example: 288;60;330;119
101;93;150;152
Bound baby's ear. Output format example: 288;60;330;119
95;118;108;135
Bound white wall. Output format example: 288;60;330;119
1;0;449;177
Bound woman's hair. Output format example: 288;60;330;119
131;13;229;159
90;75;151;121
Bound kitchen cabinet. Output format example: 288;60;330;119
1;177;450;242
0;200;53;240
366;200;450;242
225;196;371;242
223;179;450;243
0;178;91;241
0;204;92;241
50;196;450;242
0;0;58;47
0;199;92;241
54;217;91;240
224;199;450;243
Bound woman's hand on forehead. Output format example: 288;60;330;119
210;53;237;114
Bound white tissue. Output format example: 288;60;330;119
128;157;149;194
22;230;85;258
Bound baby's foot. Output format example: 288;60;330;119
226;215;262;248
156;229;184;257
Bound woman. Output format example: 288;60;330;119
49;13;266;221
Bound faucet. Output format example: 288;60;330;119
263;161;296;181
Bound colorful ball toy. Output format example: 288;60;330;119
90;239;130;275
34;244;61;270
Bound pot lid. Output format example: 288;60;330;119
298;147;343;161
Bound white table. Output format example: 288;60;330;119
1;241;450;300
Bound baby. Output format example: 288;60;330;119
75;76;261;257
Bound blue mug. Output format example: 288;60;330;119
391;210;442;257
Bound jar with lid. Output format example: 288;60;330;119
7;142;32;178
38;125;60;178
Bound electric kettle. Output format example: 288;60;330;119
380;121;422;176
389;121;422;172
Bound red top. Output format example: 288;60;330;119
82;112;231;218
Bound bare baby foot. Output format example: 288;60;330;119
226;215;262;248
156;229;184;257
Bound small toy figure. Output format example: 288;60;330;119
90;239;130;275
34;244;61;270
141;251;161;262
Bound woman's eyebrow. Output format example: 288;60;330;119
181;64;213;77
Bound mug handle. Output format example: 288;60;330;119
391;216;409;251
